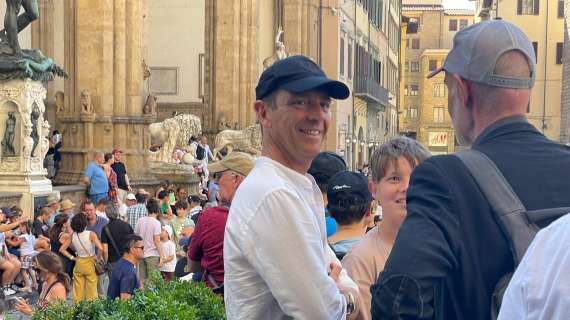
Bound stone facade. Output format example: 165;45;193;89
561;3;569;144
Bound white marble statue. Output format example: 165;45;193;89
213;124;261;160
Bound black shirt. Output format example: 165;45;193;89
101;219;134;263
32;218;50;238
111;162;128;190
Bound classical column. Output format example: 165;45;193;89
204;0;258;135
282;0;320;59
56;0;154;185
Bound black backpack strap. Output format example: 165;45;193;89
104;225;121;258
455;150;538;264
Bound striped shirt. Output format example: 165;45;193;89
127;203;147;228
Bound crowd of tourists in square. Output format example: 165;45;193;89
2;19;570;319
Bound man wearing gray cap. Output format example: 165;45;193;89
371;20;570;319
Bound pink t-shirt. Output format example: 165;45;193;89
134;216;162;258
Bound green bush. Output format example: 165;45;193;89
32;275;225;320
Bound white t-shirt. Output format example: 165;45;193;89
19;234;37;257
159;240;176;272
96;209;108;219
498;213;570;320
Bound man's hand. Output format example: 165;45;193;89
158;256;164;267
328;262;342;283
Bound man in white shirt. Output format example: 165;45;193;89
498;213;570;320
224;55;359;319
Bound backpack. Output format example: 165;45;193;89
455;150;570;320
196;144;206;160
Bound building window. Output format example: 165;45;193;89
518;0;539;15
429;60;437;72
559;0;564;18
459;19;468;30
433;83;446;97
449;19;457;31
532;42;538;61
408;107;418;119
348;41;353;79
410;61;419;72
410;84;419;96
433;107;445;123
412;38;420;50
340;37;345;77
556;42;563;65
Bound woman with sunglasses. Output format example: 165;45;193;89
14;251;71;315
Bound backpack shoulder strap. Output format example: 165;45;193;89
454;150;538;264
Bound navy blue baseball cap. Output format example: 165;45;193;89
256;55;350;100
327;171;372;208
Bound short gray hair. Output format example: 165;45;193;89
105;204;119;220
370;136;431;183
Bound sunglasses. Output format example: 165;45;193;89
133;246;144;250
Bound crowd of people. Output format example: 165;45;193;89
2;19;570;319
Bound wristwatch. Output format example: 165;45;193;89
345;292;355;316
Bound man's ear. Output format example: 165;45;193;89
254;100;272;129
452;74;472;109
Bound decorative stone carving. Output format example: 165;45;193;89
31;104;40;157
217;113;232;131
263;27;288;70
143;93;156;114
1;112;16;156
80;89;93;114
22;127;33;159
148;113;202;163
213;124;262;159
40;119;50;157
142;59;151;81
55;91;64;112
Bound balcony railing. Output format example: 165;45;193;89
354;74;389;106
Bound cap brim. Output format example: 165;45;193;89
427;67;445;79
207;162;227;174
281;76;350;100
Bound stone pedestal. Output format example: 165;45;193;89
0;79;54;218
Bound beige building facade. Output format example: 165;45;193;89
473;0;565;141
400;0;473;154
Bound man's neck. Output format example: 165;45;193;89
329;223;367;243
261;146;310;175
89;217;97;226
123;254;137;265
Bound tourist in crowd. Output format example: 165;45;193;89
101;204;134;274
14;251;71;315
154;181;169;198
127;192;148;228
371;20;570;319
50;214;75;277
95;198;108;219
198;135;215;182
307;151;348;238
0;208;24;296
32;207;51;239
134;198;164;288
111;147;132;205
189;152;254;294
342;136;430;320
107;234;143;300
83;151;109;204
53;198;75;223
83;200;108;298
169;200;194;257
206;178;219;206
157;190;171;215
159;227;176;281
15;222;38;293
45;195;61;227
224;55;358;318
118;193;136;221
103;153;118;204
326;171;374;259
188;195;202;218
175;187;187;203
61;213;103;303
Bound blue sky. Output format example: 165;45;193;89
442;0;475;10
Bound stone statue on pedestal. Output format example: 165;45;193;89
263;27;289;70
2;112;15;156
0;0;67;81
30;104;39;156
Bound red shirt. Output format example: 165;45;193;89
188;206;229;287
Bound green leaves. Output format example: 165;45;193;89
32;276;225;320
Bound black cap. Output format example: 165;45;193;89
256;55;350;100
308;152;347;185
327;171;372;207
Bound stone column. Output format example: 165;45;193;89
204;0;258;135
282;0;320;60
56;0;154;185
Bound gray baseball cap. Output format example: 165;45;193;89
428;20;536;89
